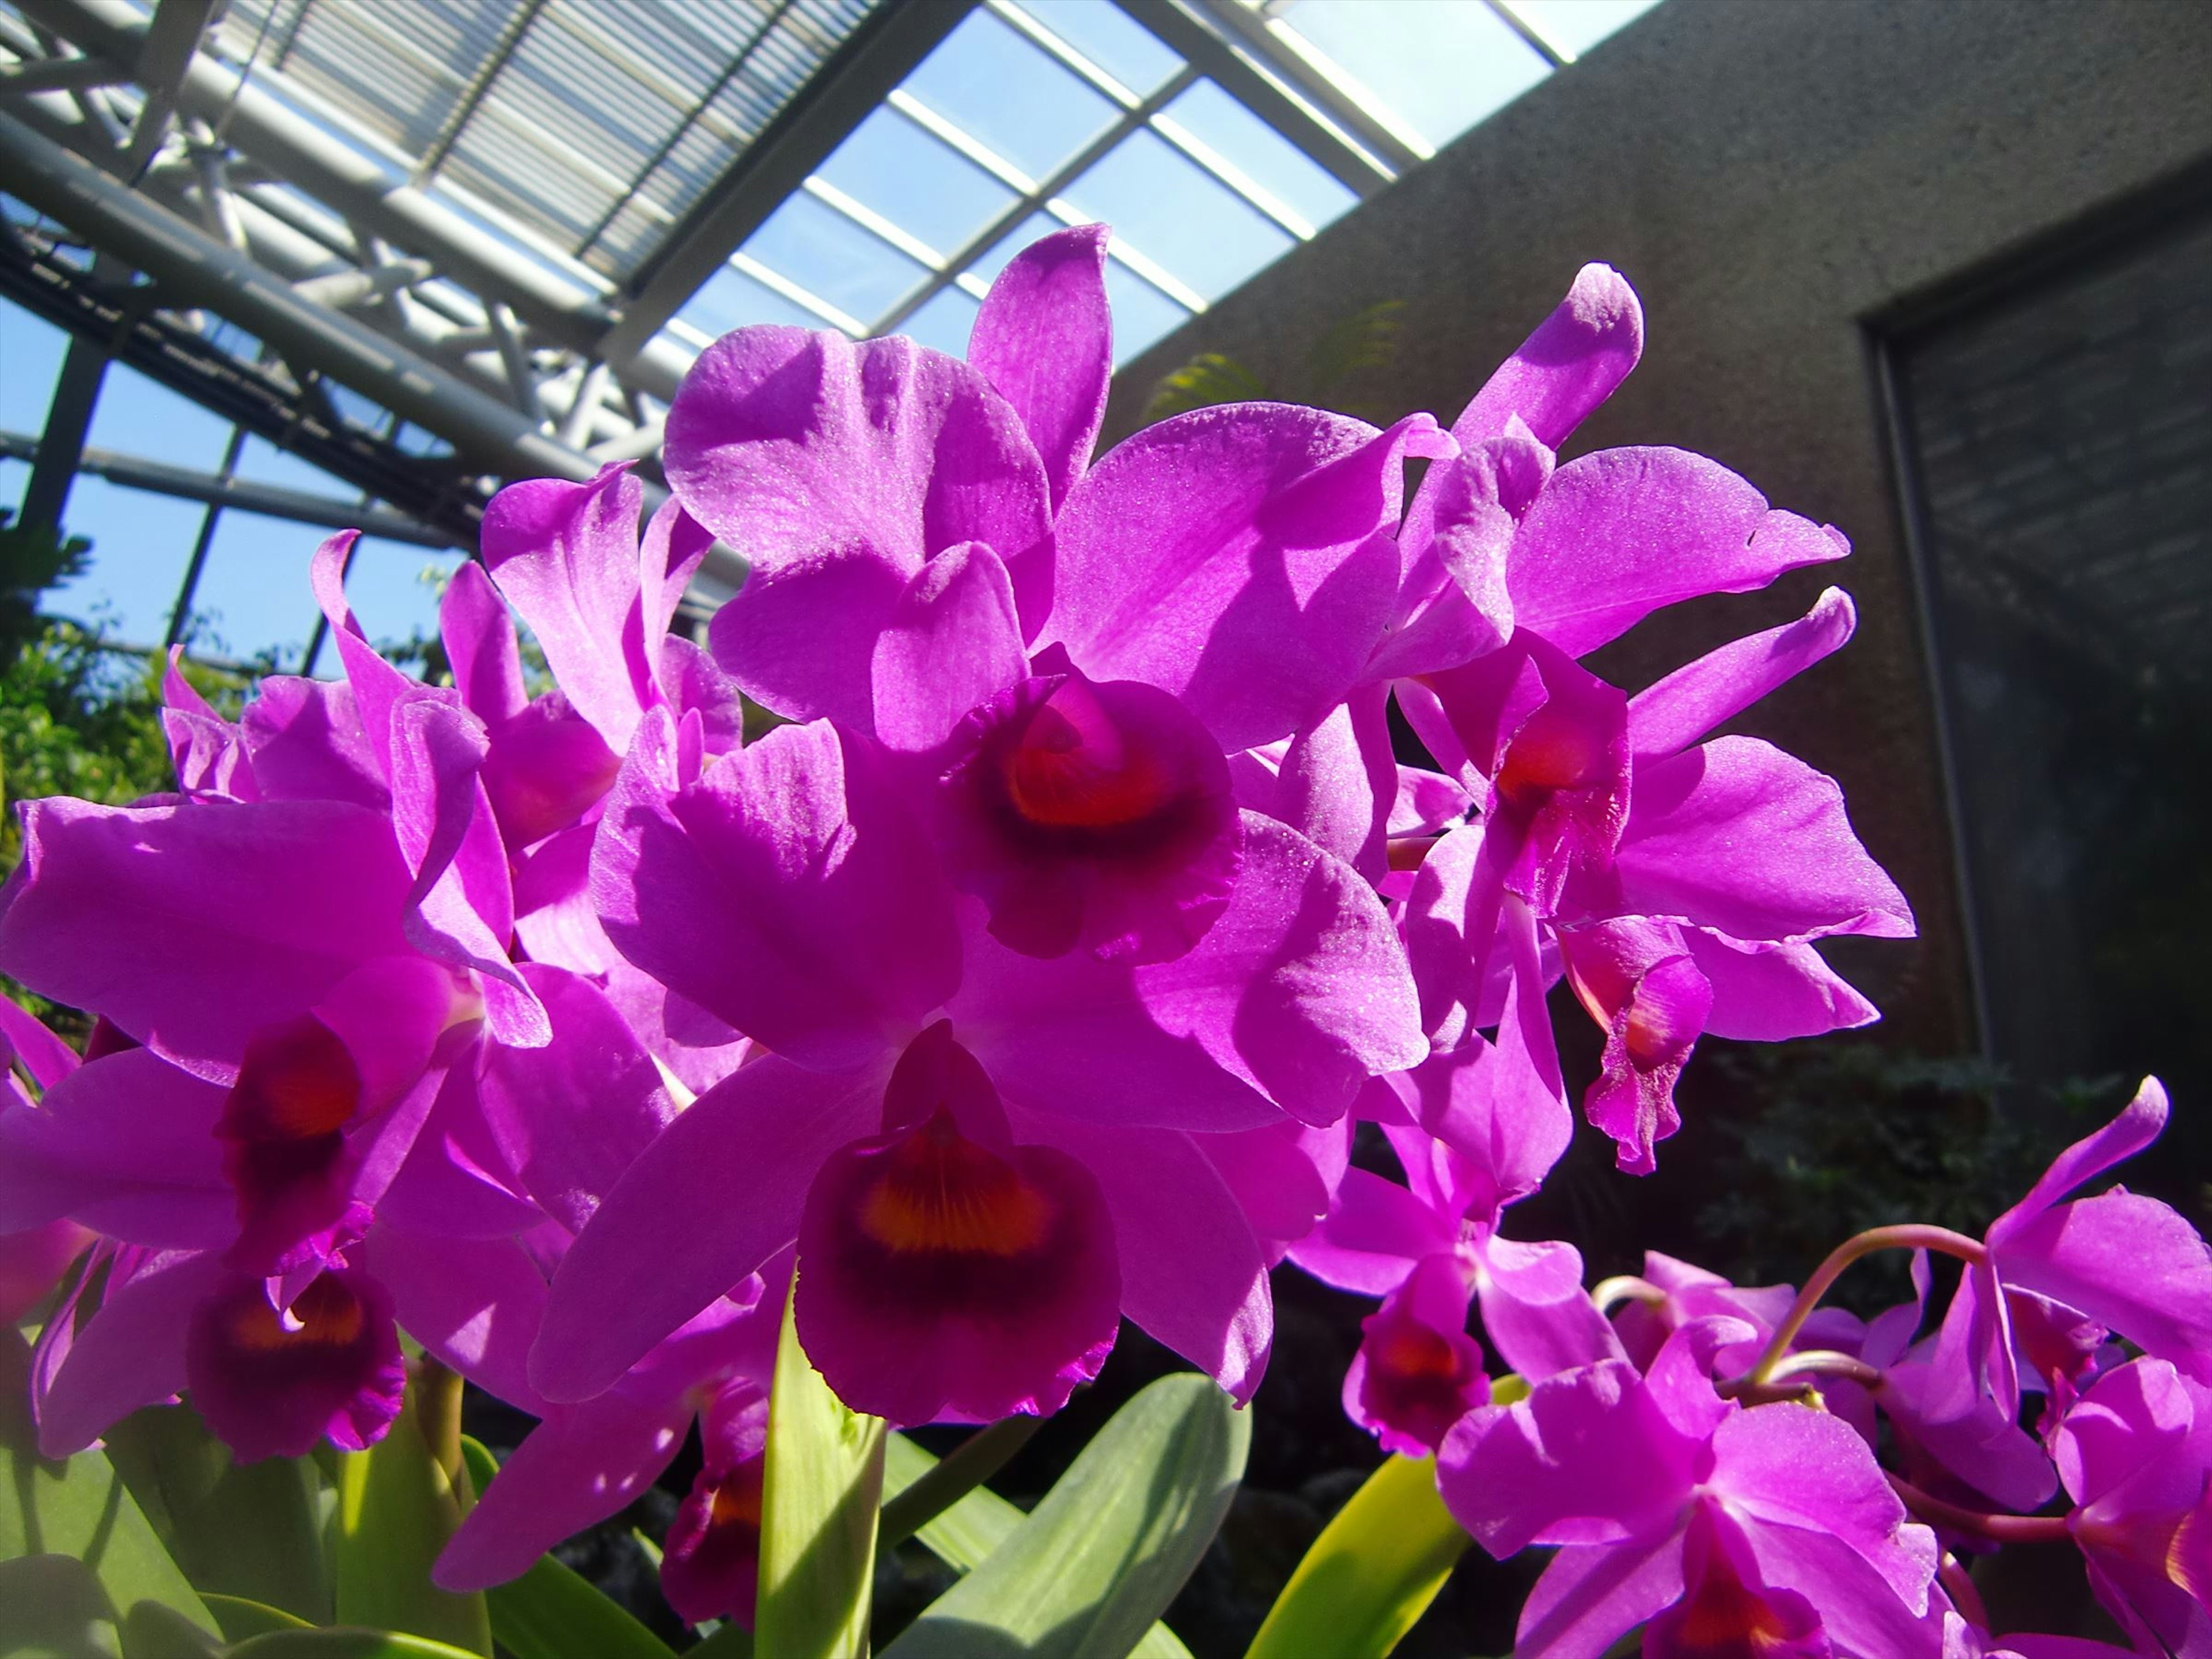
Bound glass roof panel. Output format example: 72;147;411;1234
1059;128;1294;301
816;106;1021;256
743;191;930;323
1158;78;1359;233
85;366;234;472
39;479;201;647
1507;0;1668;58
1002;0;1183;96
680;262;827;338
900;10;1119;183
897;286;983;358
0;302;67;440
1268;1;1551;153
183;510;319;671
1103;260;1191;366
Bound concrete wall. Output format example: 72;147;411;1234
1104;0;2212;1052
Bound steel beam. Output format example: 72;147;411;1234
0;54;125;96
13;0;694;400
18;323;109;531
4;112;585;479
1107;0;1392;196
0;431;457;547
596;0;976;368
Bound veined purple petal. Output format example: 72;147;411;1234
0;796;415;1081
531;1056;881;1404
476;963;677;1236
592;713;961;1069
1508;448;1849;659
676;327;1052;719
239;676;387;810
0;1049;228;1245
1688;933;1878;1041
969;223;1112;514
1604;737;1914;945
440;560;528;730
1045;406;1446;751
1514;1533;1684;1659
482;466;656;752
871;541;1029;755
1289;1166;1455;1296
1990;1077;2168;1241
363;1227;549;1412
35;1247;223;1457
1029;1113;1271;1403
1474;1233;1624;1381
0;997;80;1091
1627;588;1856;764
1560;919;1713;1175
438;1390;693;1590
662;1391;768;1626
1275;684;1398;882
1645;1502;1832;1659
1453;263;1643;451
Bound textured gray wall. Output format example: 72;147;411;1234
1104;0;2212;1051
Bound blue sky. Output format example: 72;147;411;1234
2;0;1661;674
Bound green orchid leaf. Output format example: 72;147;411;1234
103;1404;330;1622
0;1553;123;1658
202;1595;315;1642
0;1332;218;1643
685;1624;755;1659
880;1435;1192;1659
754;1279;886;1659
1243;1454;1468;1659
332;1367;490;1657
453;1437;675;1659
219;1631;489;1659
117;1600;224;1658
881;1374;1245;1659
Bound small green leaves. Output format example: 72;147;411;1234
755;1279;887;1659
0;1331;218;1645
454;1437;675;1659
1243;1455;1469;1659
332;1365;490;1657
881;1374;1245;1659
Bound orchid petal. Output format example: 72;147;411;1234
1627;587;1856;763
969;222;1112;513
871;540;1029;754
531;1055;880;1403
1453;263;1643;450
440;559;528;729
1508;448;1849;658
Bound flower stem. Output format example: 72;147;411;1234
1743;1224;1986;1387
1888;1475;2070;1545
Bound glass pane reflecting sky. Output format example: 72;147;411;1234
817;105;1018;255
1060;128;1294;300
1271;0;1551;152
900;10;1118;182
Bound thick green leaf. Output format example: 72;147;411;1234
754;1280;885;1659
103;1405;330;1622
880;1437;1191;1659
116;1601;223;1658
881;1374;1245;1659
685;1624;754;1659
0;1553;122;1658
1243;1454;1468;1659
453;1438;673;1659
0;1331;217;1642
202;1596;315;1642
220;1631;487;1659
332;1369;490;1657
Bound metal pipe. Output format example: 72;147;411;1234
14;0;696;402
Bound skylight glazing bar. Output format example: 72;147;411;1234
729;246;865;335
1147;109;1313;239
983;0;1139;108
1178;0;1423;170
800;173;946;270
867;60;1201;340
410;0;546;182
1484;0;1573;67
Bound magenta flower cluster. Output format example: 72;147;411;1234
2;225;2206;1654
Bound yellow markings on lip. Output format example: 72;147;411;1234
1372;1321;1465;1384
857;1113;1053;1257
225;1017;361;1143
224;1274;366;1355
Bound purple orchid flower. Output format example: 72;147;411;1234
535;698;1421;1426
1927;1079;2212;1437
1403;586;1911;1172
2047;1356;2212;1656
1439;1316;1941;1658
1289;1039;1619;1453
